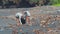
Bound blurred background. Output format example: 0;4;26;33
0;0;60;8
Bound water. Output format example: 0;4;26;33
0;8;60;34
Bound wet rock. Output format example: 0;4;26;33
20;29;23;32
33;29;45;34
22;33;25;34
12;29;18;34
57;28;60;30
47;30;59;34
47;28;53;32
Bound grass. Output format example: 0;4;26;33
52;4;60;6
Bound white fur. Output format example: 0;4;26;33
15;13;23;24
24;11;30;16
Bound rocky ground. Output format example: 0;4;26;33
0;6;60;34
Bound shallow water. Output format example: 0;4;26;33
0;8;60;34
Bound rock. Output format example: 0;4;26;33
57;28;60;30
12;29;18;34
33;29;45;34
47;30;59;34
47;28;53;32
22;32;25;34
20;29;23;32
40;20;46;25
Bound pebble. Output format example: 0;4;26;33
51;22;55;24
43;25;46;27
47;28;52;32
20;29;23;32
0;27;4;31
